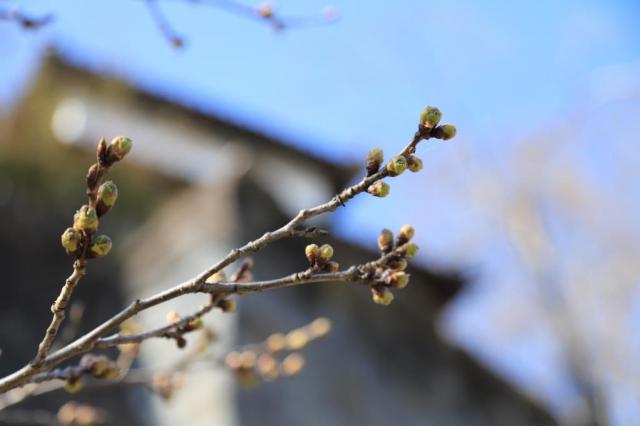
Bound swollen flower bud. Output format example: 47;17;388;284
400;242;419;259
366;148;384;176
323;261;340;273
64;379;83;394
319;244;334;262
387;271;410;289
419;106;442;129
393;258;408;271
73;205;98;233
218;299;237;313
305;243;320;265
371;288;394;306
90;358;119;380
61;227;82;254
368;181;390;198
378;229;394;253
107;136;133;162
89;235;112;258
96;181;118;216
407;156;423;173
386;155;408;176
398;224;415;245
432;124;457;141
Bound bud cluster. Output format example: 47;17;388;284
225;317;330;388
60;137;132;260
63;354;120;394
418;105;457;141
367;225;420;306
304;243;339;272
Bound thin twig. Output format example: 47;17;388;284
31;261;87;366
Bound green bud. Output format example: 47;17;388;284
432;124;457;141
108;136;133;162
388;271;410;289
366;148;384;176
89;235;112;257
319;244;334;262
73;205;99;232
392;258;408;271
97;181;118;207
419;106;442;129
372;288;394;306
64;379;83;394
386;155;408;176
91;359;118;379
305;244;320;264
61;227;82;254
407;156;423;173
401;242;419;259
368;181;390;198
188;317;204;330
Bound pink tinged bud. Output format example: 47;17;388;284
368;181;390;197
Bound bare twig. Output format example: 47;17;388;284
32;261;87;366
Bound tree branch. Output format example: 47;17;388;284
0;117;447;394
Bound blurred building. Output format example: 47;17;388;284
0;54;555;425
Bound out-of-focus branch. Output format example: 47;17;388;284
0;7;52;30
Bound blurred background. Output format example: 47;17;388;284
0;1;639;425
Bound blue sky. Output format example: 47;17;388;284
2;0;640;423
